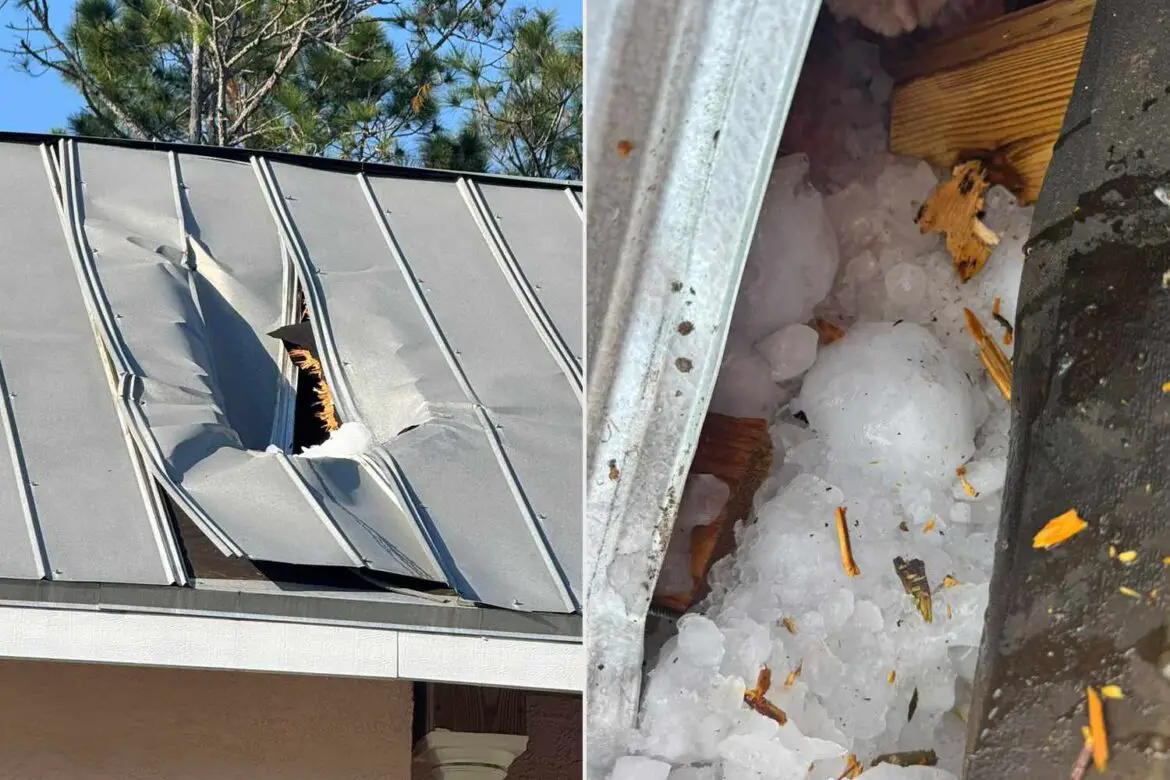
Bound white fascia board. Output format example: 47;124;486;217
0;604;582;692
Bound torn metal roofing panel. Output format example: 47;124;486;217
0;134;581;615
268;162;581;610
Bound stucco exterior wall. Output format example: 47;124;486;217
510;692;582;780
0;659;412;780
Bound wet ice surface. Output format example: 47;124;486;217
612;34;1029;780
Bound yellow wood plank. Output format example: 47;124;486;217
889;0;1094;203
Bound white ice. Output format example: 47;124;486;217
296;421;375;459
620;30;1026;780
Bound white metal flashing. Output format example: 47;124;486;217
0;604;583;692
584;0;822;774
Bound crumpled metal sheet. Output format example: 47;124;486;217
0;137;581;614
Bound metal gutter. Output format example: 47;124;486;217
584;0;822;774
0;578;580;640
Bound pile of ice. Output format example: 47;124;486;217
611;35;1030;780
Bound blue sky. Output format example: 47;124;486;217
0;0;581;134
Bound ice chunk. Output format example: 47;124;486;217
677;614;726;668
657;475;731;596
757;324;820;382
884;263;927;308
297;421;374;459
668;767;718;780
798;323;976;485
710;341;789;418
610;756;673;780
731;154;841;345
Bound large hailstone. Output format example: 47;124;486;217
798;322;976;485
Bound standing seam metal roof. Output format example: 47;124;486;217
0;136;582;614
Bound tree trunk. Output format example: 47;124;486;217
188;38;202;143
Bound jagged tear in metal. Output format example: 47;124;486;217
0;138;582;614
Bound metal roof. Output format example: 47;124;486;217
0;134;582;615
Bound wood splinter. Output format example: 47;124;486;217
835;506;861;577
744;665;788;725
964;308;1012;401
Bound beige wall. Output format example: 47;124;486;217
0;659;412;780
510;692;582;780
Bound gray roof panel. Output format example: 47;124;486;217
0;144;173;584
477;183;585;366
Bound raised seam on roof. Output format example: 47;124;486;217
457;177;584;400
358;172;577;612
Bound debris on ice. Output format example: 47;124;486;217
617;27;1030;780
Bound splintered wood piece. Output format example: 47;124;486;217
835;507;861;577
655;414;772;612
744;665;788;726
812;317;845;345
964;308;1013;401
872;750;939;768
889;0;1095;204
1087;686;1108;771
1032;508;1088;549
894;556;933;623
916;161;998;282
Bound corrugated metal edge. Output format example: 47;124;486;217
583;0;821;774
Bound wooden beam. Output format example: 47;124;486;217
889;0;1095;204
654;414;772;612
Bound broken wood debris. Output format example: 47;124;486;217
956;466;979;497
744;665;788;726
916;160;999;282
784;662;803;690
812;317;846;345
963;308;1012;401
894;556;932;623
1033;509;1088;549
908;687;920;721
656;414;772;612
1086;686;1108;771
836;755;863;780
835;506;861;577
288;347;340;431
871;749;938;768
